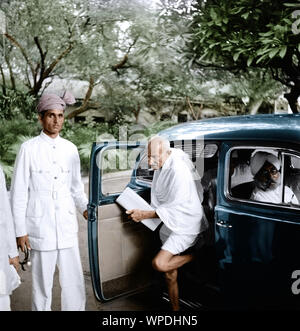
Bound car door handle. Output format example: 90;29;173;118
87;203;97;223
216;220;232;228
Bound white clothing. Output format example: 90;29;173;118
251;185;299;204
0;167;20;299
10;131;88;251
151;148;204;236
10;131;87;311
159;224;198;255
31;244;85;311
0;295;10;311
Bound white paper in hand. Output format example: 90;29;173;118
116;187;161;231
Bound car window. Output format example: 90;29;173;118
135;152;154;185
284;153;300;206
99;146;143;195
228;147;300;208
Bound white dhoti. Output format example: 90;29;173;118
31;245;86;311
159;224;198;255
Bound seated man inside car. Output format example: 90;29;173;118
250;151;299;205
126;136;207;311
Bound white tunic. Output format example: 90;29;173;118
10;131;88;251
0;167;20;296
251;185;299;204
151;148;204;236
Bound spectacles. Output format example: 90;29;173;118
19;247;31;271
261;167;280;177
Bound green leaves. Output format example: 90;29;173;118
279;46;287;58
241;12;250;20
210;7;217;20
247;56;254;66
269;48;279;59
233;51;243;62
191;0;297;68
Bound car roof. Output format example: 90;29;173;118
158;114;300;143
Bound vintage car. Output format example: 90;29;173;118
87;114;300;310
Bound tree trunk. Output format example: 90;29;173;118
4;54;16;91
0;64;6;95
248;98;263;115
186;96;202;120
30;43;73;97
134;104;141;123
66;77;95;119
284;85;300;114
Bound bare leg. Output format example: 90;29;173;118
165;269;179;311
153;250;194;311
153;250;194;273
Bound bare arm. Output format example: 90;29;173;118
126;209;158;222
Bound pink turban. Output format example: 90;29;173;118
37;91;76;113
250;151;281;176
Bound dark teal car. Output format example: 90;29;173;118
87;114;300;310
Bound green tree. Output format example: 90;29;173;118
0;0;148;116
0;0;82;96
190;0;300;113
0;0;199;121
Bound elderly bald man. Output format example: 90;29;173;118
126;136;205;311
250;151;298;204
10;91;88;311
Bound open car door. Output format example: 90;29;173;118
87;142;159;302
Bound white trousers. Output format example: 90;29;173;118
31;245;86;311
0;295;10;311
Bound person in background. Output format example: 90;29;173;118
230;149;253;189
0;166;20;311
10;91;88;311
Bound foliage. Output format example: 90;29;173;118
60;120;111;174
215;69;284;114
0;0;206;121
0;117;38;182
142;120;175;137
0;89;36;120
190;0;300;112
0;0;284;121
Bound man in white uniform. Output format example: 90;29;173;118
0;166;20;310
127;136;206;311
10;91;88;311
